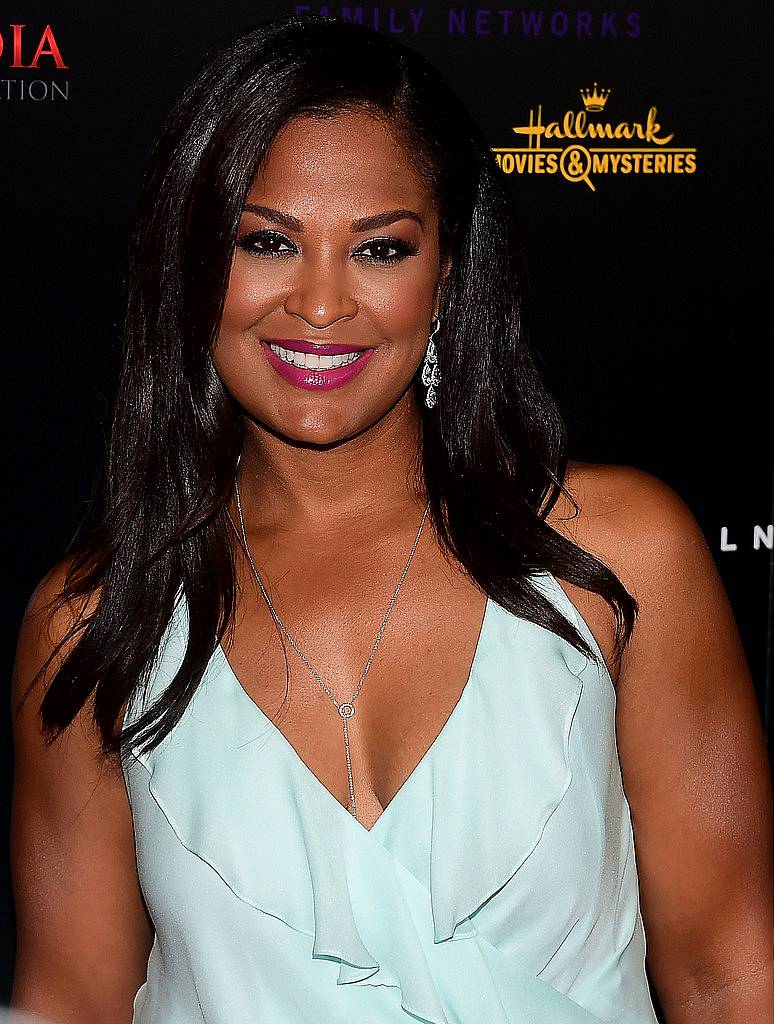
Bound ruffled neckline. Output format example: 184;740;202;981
127;572;599;1023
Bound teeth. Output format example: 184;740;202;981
268;344;364;369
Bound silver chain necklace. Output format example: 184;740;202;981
232;478;431;825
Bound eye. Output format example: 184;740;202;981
235;229;419;264
355;236;420;264
236;229;296;257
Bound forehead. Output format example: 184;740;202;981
247;108;433;215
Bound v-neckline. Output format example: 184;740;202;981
214;594;494;837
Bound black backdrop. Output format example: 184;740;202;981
2;0;772;1013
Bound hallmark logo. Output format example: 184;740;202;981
579;83;611;112
493;84;697;191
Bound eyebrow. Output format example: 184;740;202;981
242;203;424;233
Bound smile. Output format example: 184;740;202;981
267;343;364;369
260;340;376;392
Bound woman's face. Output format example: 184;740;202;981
213;107;450;447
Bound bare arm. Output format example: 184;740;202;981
603;468;772;1023
9;563;154;1024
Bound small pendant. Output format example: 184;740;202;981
338;702;355;719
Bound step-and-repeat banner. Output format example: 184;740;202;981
2;1;772;1012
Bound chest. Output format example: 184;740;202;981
222;537;615;831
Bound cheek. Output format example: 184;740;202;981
359;264;438;342
219;258;274;331
212;263;266;397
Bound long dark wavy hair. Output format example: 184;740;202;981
27;14;638;767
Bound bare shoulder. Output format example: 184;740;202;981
545;459;706;680
13;553;97;728
552;459;705;591
11;555;153;1018
11;553;121;876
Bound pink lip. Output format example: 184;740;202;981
261;340;375;391
264;338;371;356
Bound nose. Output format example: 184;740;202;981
282;259;359;329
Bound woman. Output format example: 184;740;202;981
10;13;771;1024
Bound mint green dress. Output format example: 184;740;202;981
122;571;660;1023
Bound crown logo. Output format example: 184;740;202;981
580;83;611;112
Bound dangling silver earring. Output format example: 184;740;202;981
421;317;441;409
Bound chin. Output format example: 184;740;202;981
253;410;370;450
